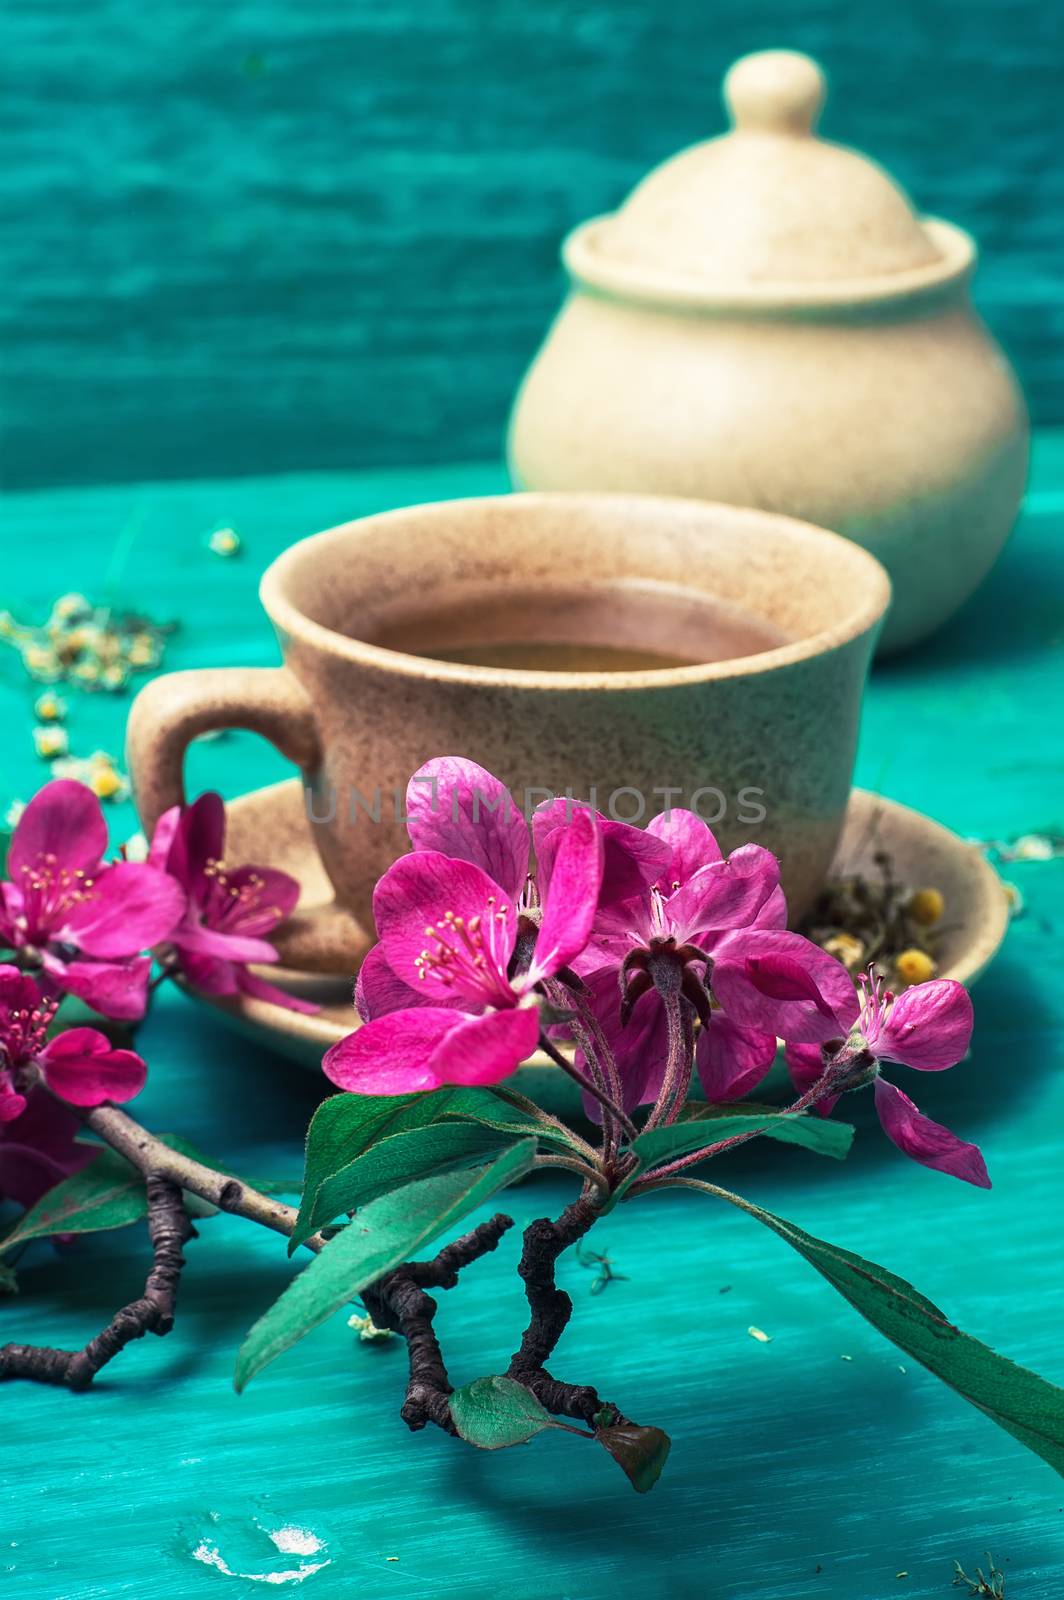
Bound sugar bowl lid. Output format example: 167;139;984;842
565;50;974;309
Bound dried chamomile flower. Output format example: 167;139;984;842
822;931;866;972
32;725;70;761
0;593;174;692
895;947;936;986
907;887;944;926
33;690;67;722
51;749;130;803
348;1311;393;1344
207;526;242;558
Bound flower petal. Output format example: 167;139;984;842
147;804;182;872
0;1074;27;1122
428;1003;541;1086
170;921;281;966
711;930;860;1044
646;808;722;885
158;792;226;898
42;954;152;1021
213;865;301;936
236;968;321;1015
533;799;670;908
875;979;975;1071
7;780;107;879
873;1077;990;1188
0;963;44;1019
696;1014;777;1102
752;884;788;930
0;1088;93;1208
667;844;780;943
322;1008;460;1094
355;942;466;1021
62;862;185;957
529;807;603;980
39;1027;147;1106
405;758;529;900
373;850;516;1002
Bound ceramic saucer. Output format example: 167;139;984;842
185;779;1010;1085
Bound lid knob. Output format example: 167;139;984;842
724;49;826;136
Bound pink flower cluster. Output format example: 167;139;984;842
1;779;307;1210
326;757;987;1188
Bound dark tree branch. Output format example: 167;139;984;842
0;1177;194;1390
507;1189;627;1425
362;1212;515;1433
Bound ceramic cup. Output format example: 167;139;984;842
127;492;890;971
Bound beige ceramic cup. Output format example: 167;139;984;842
127;493;889;971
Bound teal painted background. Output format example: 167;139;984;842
2;0;1061;489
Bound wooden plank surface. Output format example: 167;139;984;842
3;0;1062;490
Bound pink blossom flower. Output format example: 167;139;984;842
572;808;783;1112
149;793;316;1014
324;787;604;1095
712;934;987;1187
0;1087;94;1211
0;965;147;1123
351;758;663;1025
0;781;184;1020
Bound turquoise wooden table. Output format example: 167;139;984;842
2;446;1063;1599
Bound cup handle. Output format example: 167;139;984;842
126;667;367;975
127;666;321;833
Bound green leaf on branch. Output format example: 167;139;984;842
295;1089;486;1245
289;1121;517;1252
596;1423;672;1492
1;1148;151;1253
2;1137;298;1256
293;1087;580;1252
439;1087;582;1152
706;1184;1064;1479
615;1109;853;1198
235;1141;536;1392
449;1375;554;1448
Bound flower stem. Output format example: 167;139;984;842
629;1067;841;1186
537;1032;637;1142
641;980;694;1132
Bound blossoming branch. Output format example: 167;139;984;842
1;763;1062;1494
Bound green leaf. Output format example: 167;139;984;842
3;1136;298;1256
596;1423;672;1492
293;1089;471;1247
449;1375;554;1449
439;1087;580;1151
289;1121;516;1252
0;827;12;880
709;1186;1064;1479
1;1148;148;1253
235;1141;536;1392
615;1110;853;1200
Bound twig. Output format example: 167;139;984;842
507;1187;626;1424
362;1214;515;1432
81;1103;325;1249
537;1032;637;1142
0;1177;193;1389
